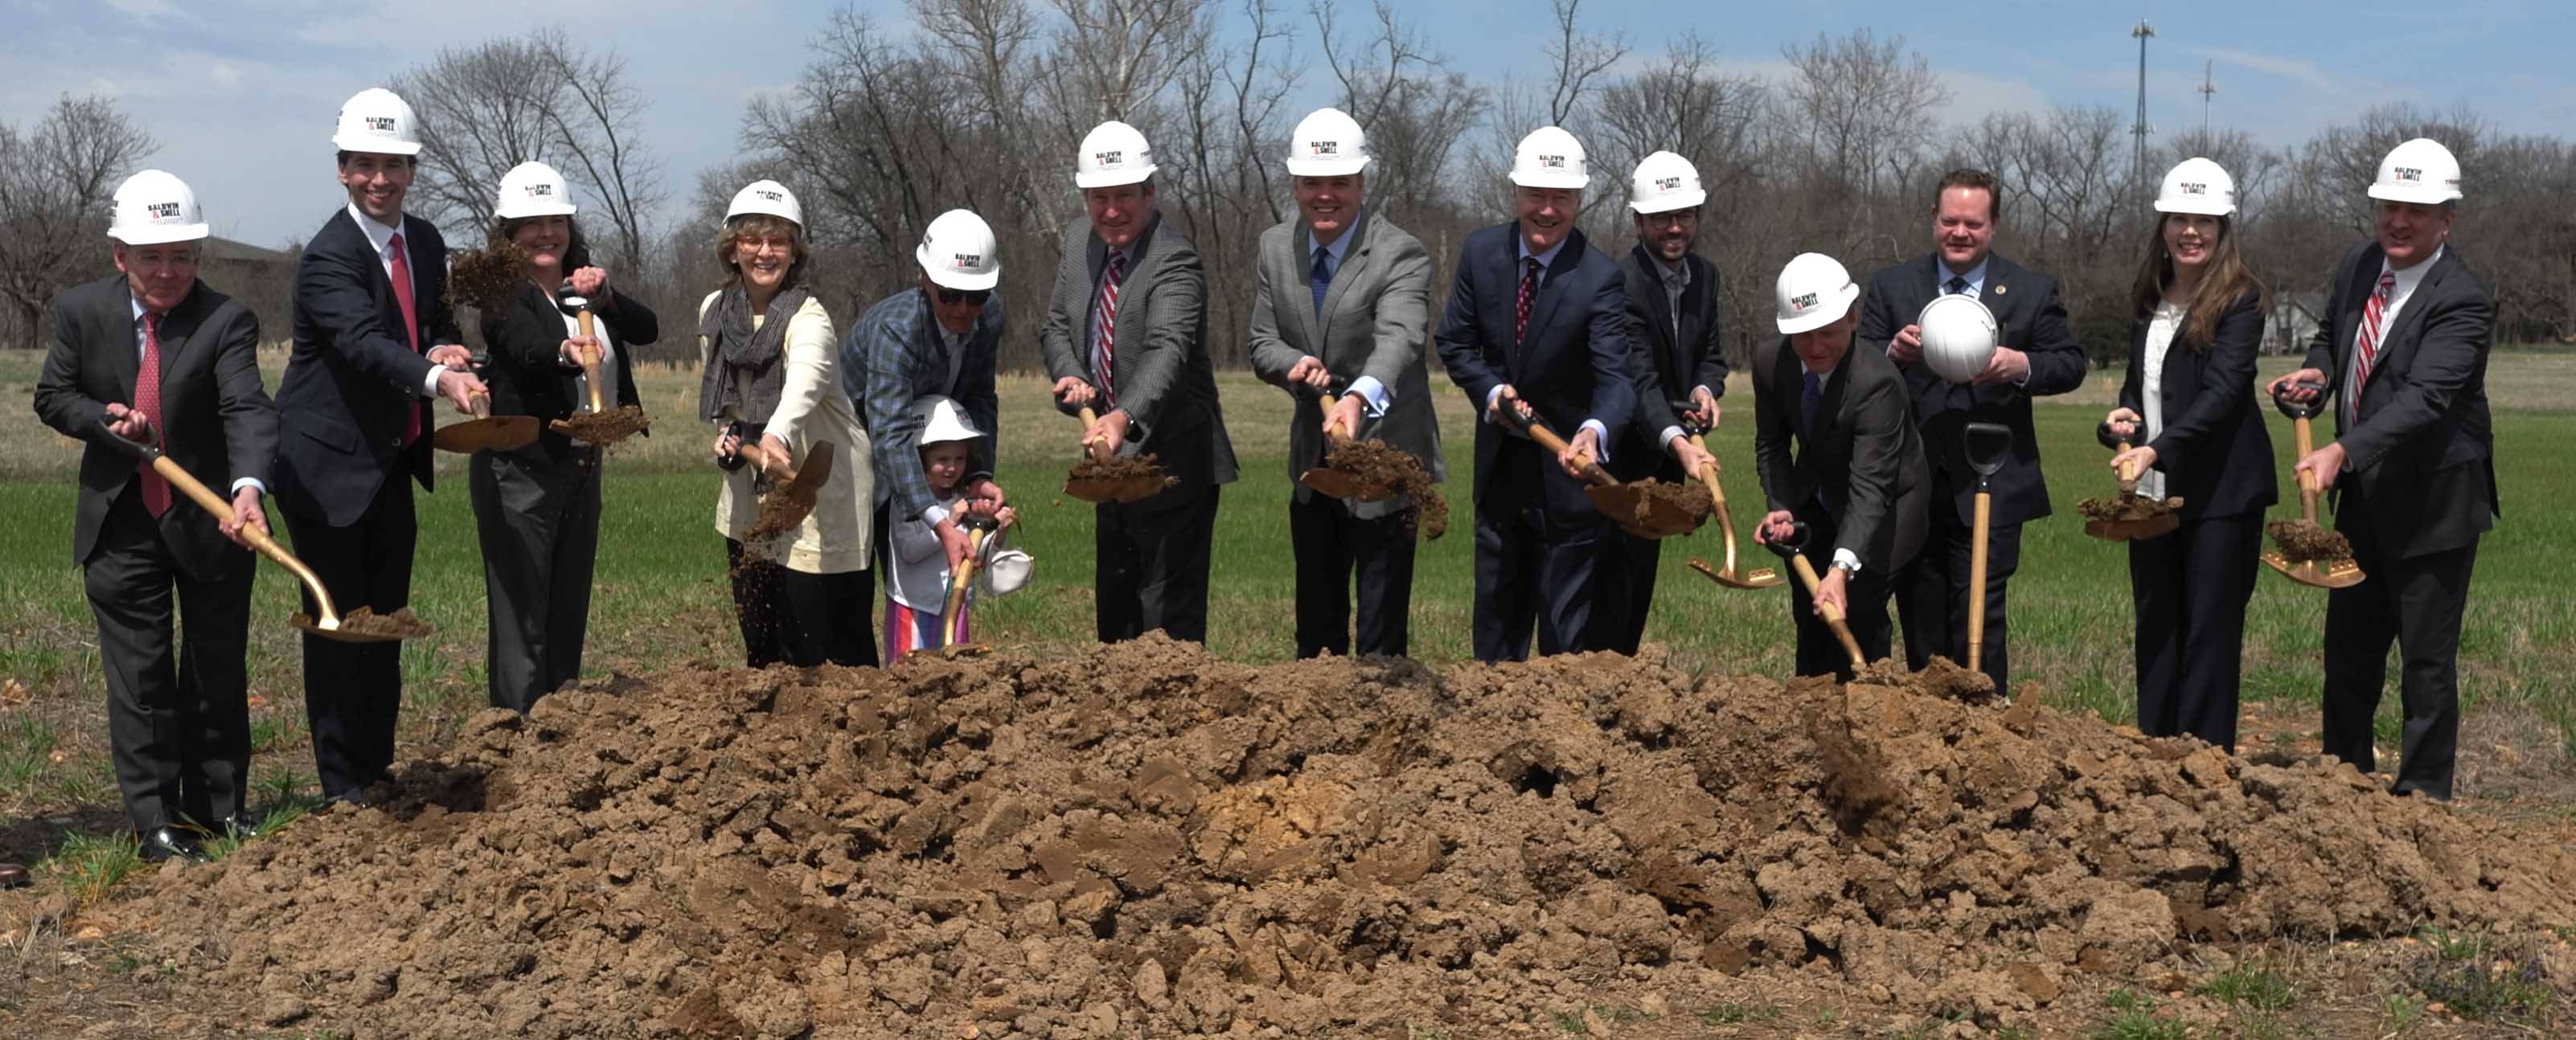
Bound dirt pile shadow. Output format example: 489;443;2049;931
129;641;2576;1038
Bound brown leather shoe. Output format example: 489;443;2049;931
0;862;28;888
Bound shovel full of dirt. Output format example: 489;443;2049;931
1296;392;1397;502
431;385;539;454
1760;519;1866;674
2261;381;2365;589
2078;420;2181;542
545;292;650;446
736;436;835;542
1061;405;1171;504
1677;413;1779;589
114;420;430;644
1962;421;2012;674
1493;400;1699;539
1295;391;1450;539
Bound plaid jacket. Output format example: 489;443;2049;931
841;288;1003;520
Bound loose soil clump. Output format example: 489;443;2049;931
444;237;528;311
740;485;809;543
124;642;2576;1038
2267;518;2354;561
1066;453;1171;489
288;606;433;641
1633;479;1716;525
2076;493;2182;522
1321;437;1447;539
551;404;652;445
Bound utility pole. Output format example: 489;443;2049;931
2200;60;2217;137
2131;20;2155;199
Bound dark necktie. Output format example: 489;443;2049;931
1310;245;1331;316
1515;257;1540;346
1095;251;1126;403
1945;275;1970;296
134;312;172;517
1800;368;1823;440
388;230;422;446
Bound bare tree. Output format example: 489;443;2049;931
0;95;155;348
1778;30;1949;203
1311;0;1484;226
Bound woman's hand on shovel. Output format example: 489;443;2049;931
757;434;791;481
2109;443;2156;478
2102;407;2140;441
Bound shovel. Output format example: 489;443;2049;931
2260;382;2365;589
1061;404;1168;504
738;438;835;540
546;293;648;446
113;420;427;644
1679;414;1781;589
941;513;996;640
430;386;539;454
2080;421;2181;543
1296;392;1397;502
1758;519;1865;674
1494;401;1696;538
1961;421;2012;674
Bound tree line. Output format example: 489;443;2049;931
6;0;2572;369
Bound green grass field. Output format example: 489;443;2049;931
2;346;2572;861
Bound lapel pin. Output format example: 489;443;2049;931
1995;285;2008;296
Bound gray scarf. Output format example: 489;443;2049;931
695;285;810;424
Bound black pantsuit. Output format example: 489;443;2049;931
283;473;414;795
1096;484;1221;644
2128;512;2262;749
470;448;602;711
87;489;253;833
725;538;876;668
1288;493;1416;657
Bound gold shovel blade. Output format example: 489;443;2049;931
1298;466;1396;502
2083;513;2181;543
1688;557;1786;589
2261;551;2367;589
432;416;540;454
1588;483;1700;538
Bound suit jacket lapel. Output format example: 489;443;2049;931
1522;231;1582;365
1633;245;1679;362
1288;225;1323;351
150;285;210;388
2369;251;2451;387
101;280;142;400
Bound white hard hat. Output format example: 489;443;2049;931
109;170;209;246
1284;108;1371;178
909;395;984;447
494;161;577;220
726;179;803;226
1918;294;2000;384
2154;157;2236;216
1508;126;1590;190
979;543;1033;597
1075;121;1158;188
2368;137;2463;205
331;87;422;156
1774;252;1859;334
915;209;1000;291
1628;150;1705;214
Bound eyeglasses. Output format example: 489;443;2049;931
933;287;991;306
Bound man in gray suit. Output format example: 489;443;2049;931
1248;108;1444;658
1041;120;1238;643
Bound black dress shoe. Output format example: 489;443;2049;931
137;827;211;865
0;862;27;888
217;813;263;840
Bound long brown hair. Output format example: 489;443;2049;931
2128;213;2266;350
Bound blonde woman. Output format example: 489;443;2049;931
699;180;875;666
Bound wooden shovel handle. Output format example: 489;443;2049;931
575;309;604;414
2115;440;2140;485
944;523;989;624
468;388;492;420
149;455;336;619
1319;393;1352;443
1077;406;1107;458
1967;491;1991;674
1522;417;1615;488
1789;554;1867;672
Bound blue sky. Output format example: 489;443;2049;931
4;0;2566;248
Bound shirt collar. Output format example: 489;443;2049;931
347;202;403;256
2381;244;2445;293
1306;212;1360;265
1938;255;1990;295
1659;254;1691;290
1516;230;1567;271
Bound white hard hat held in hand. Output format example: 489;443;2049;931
916;209;1000;291
1628;151;1705;214
1285;108;1372;178
2155;157;2236;216
727;179;803;226
1076;121;1158;188
980;539;1034;597
109;170;210;245
1509;126;1590;190
2369;137;2463;205
495;162;577;220
332;87;422;156
1773;252;1859;334
1918;294;2000;384
909;395;985;447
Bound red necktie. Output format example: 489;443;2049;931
133;312;171;517
388;230;423;445
1515;257;1540;345
1094;252;1126;404
2347;271;2395;426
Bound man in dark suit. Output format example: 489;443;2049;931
1750;253;1929;678
271;88;483;801
2271;137;2495;801
1854;168;2088;694
32;170;277;862
1593;151;1729;654
1248;107;1443;658
1041;120;1237;644
1434;125;1635;663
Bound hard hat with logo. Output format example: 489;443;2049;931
1509;126;1590;190
1628;150;1705;214
1075;121;1158;188
909;395;985;448
1918;294;2000;384
2154;157;2236;216
1284;108;1371;178
494;162;577;220
109;170;210;246
2368;137;2463;205
915;209;1000;291
1773;252;1859;334
331;87;422;156
726;179;803;227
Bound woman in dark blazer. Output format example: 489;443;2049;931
471;161;656;711
2103;157;2275;751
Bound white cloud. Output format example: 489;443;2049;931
2191;47;2345;98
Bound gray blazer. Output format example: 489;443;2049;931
1040;212;1237;490
1246;211;1446;519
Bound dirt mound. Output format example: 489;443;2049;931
126;641;2576;1037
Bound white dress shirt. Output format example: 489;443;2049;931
2138;301;2184;501
346;203;447;400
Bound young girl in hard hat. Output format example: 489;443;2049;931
881;395;1020;658
2102;157;2275;752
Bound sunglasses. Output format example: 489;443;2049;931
932;287;991;306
